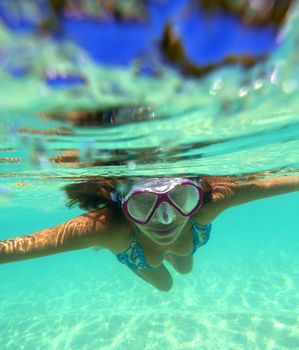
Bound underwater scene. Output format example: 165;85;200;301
0;1;299;349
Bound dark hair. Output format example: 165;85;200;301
63;178;123;213
62;173;268;213
63;176;215;213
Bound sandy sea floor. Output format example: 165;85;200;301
1;193;298;350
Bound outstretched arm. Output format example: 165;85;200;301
0;209;114;264
223;176;299;208
194;176;299;223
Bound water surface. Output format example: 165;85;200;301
0;2;299;349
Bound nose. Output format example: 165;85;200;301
154;202;176;225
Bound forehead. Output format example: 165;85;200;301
122;177;185;194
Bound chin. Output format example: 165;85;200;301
149;226;182;244
154;235;178;245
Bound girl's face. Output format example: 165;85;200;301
120;177;201;245
135;201;189;245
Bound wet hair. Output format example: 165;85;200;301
62;176;216;213
62;172;269;213
63;178;123;213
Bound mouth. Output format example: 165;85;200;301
152;224;178;236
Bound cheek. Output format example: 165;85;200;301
176;215;188;225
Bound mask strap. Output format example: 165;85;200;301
110;191;123;207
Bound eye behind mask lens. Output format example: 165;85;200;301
127;192;157;221
168;184;200;213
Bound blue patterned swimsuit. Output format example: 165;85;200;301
116;217;212;271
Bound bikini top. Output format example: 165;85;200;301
116;217;212;271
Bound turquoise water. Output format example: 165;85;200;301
0;4;299;178
1;2;299;350
1;191;298;349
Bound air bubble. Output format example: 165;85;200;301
128;161;136;170
209;78;223;95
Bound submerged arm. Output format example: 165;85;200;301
194;176;299;223
220;176;299;208
0;209;114;264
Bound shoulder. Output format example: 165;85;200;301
202;177;235;198
83;208;134;252
191;177;237;223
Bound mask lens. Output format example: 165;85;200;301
127;192;157;222
168;184;200;214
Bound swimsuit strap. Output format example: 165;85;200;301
131;226;154;270
116;226;154;271
189;217;212;255
132;226;138;241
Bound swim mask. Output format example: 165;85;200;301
116;177;203;225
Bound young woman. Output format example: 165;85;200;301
0;175;298;291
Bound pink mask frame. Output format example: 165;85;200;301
121;179;204;225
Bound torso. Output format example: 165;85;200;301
95;186;224;268
109;216;209;268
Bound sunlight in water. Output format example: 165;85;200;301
0;2;299;350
